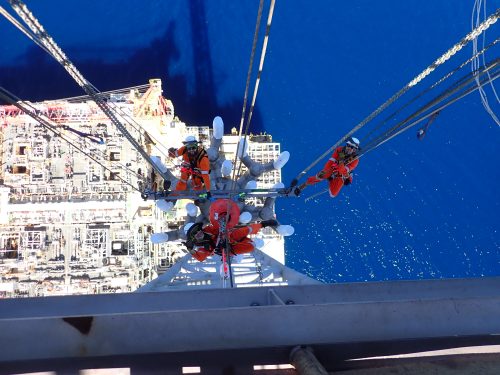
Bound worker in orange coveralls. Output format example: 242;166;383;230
184;199;277;262
168;135;211;196
294;137;361;198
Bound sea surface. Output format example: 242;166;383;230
1;0;498;282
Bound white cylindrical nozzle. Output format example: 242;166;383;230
237;138;249;158
253;237;265;249
276;225;295;236
239;211;252;224
245;180;257;189
150;233;169;244
150;155;168;173
273;151;290;170
221;160;233;177
185;203;198;217
213;116;224;139
157;200;174;212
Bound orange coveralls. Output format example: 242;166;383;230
306;146;359;197
173;146;211;191
190;223;263;262
190;199;262;261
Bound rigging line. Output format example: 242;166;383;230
232;0;277;191
471;0;500;126
361;61;499;155
8;0;174;183
60;84;160;155
3;91;147;181
313;62;500;176
0;89;143;192
60;125;103;144
287;8;500;189
303;69;500;202
2;0;150;143
57;124;146;181
227;243;234;288
252;251;264;286
362;68;500;156
0;88;147;182
63;85;150;102
374;60;500;150
230;0;265;188
361;37;500;144
0;5;50;55
62;81;170;164
478;0;500;102
363;59;499;151
304;188;329;202
360;64;500;156
0;94;146;189
306;72;499;202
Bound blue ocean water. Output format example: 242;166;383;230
1;0;498;282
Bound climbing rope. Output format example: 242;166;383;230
234;0;264;149
220;0;276;287
231;0;276;188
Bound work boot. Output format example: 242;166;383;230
294;183;306;197
261;219;278;228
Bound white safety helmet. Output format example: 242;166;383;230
183;135;198;144
346;137;360;149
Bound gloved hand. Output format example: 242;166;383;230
336;163;348;176
183;241;194;251
168;147;177;158
261;219;278;228
317;170;326;179
198;191;213;201
233;192;246;201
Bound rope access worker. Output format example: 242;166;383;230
184;198;278;262
294;137;361;198
184;219;278;262
168;135;211;197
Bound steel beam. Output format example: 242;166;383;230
0;277;499;372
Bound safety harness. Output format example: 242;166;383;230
180;147;210;177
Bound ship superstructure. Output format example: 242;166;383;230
0;79;290;297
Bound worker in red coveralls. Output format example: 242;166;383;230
168;135;211;197
184;199;277;261
294;137;360;198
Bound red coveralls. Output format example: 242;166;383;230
172;146;211;191
305;146;359;197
